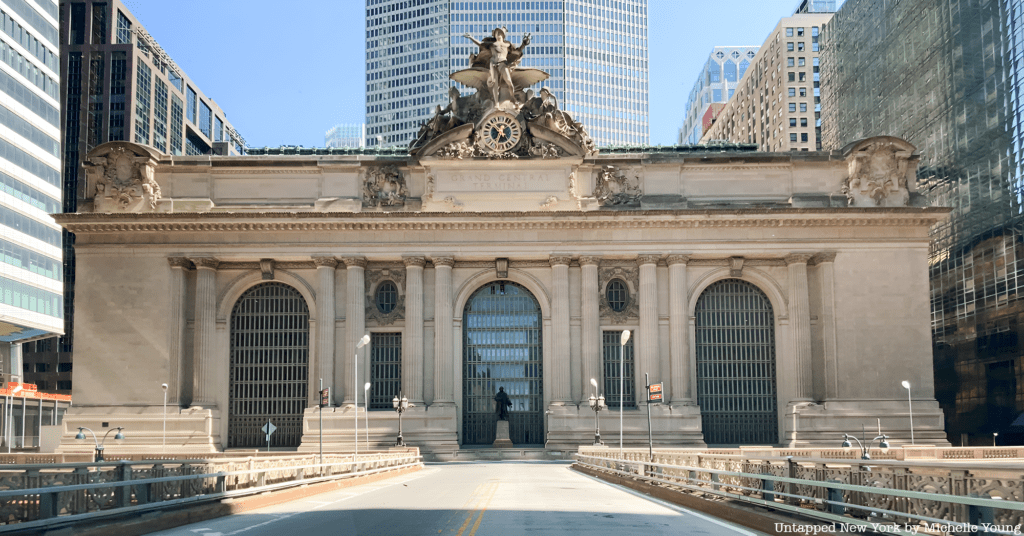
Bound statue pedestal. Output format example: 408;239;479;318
493;420;513;448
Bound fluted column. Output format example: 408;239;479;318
787;253;814;401
815;252;839;400
432;256;455;405
166;257;191;405
637;254;661;402
342;256;367;406
313;256;338;403
579;256;601;398
550;255;572;404
667;254;691;404
189;257;218;407
403;256;425;405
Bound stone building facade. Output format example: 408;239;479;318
52;135;949;453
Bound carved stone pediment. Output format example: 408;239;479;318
841;136;919;207
365;268;406;325
83;142;161;213
593;166;642;207
598;265;640;323
363;165;408;208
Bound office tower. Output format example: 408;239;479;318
0;0;63;389
20;0;246;394
820;0;1022;444
794;0;836;13
678;46;758;145
699;13;832;151
365;0;649;148
326;123;366;148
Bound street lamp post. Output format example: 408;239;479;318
588;378;605;446
364;382;371;450
75;426;125;462
619;330;630;456
993;432;999;446
354;334;370;456
841;432;890;460
161;383;168;450
392;394;409;446
901;380;914;445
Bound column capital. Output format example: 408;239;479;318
341;256;367;268
189;257;220;270
637;253;661;266
810;252;838;265
312;255;339;268
167;257;193;269
549;254;572;267
579;255;601;266
666;254;691;266
403;255;427;268
785;253;814;265
431;255;455;268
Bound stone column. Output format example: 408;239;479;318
786;253;814;401
189;257;219;407
432;256;455;405
313;256;338;403
579;256;601;398
341;256;367;406
637;254;661;403
403;256;425;405
550;255;572;404
667;254;691;404
814;252;839;400
166;257;191;405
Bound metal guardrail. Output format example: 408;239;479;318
0;451;421;530
575;451;1024;535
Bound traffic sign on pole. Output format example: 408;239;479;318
320;387;330;407
648;383;663;403
262;421;276;451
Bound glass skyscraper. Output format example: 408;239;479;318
0;0;62;383
820;0;1023;445
365;0;648;148
679;46;758;145
326;123;367;148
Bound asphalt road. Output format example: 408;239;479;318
148;462;765;536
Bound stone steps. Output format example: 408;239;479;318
423;447;577;462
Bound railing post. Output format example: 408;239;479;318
710;472;721;491
968;494;996;533
826;479;844;516
39;491;60;519
115;462;132;508
135;481;151;505
762;473;775;502
949;469;970;523
786;457;800;505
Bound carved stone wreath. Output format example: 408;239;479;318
598;265;640;323
365;268;406;325
593;165;642;207
363;165;408;208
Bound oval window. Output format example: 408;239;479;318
606;279;628;312
376;281;398;314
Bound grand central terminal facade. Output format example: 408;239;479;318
55;30;950;452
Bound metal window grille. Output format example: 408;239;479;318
606;279;628;312
376;281;398;314
370;333;401;409
603;331;635;408
228;283;309;448
463;281;543;445
695;279;778;446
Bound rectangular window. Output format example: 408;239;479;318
788;72;795;82
153;78;168;153
789;118;797;127
797;42;805;52
603;331;635;408
214;116;223;142
800;118;808;127
801;133;808;142
785;28;793;37
108;51;126;141
170;94;184;155
57;380;71;390
34;363;47;373
92;3;107;45
134;62;151;144
70;3;85;45
797;28;804;37
799;72;806;82
199;101;212;138
369;332;401;409
787;57;794;67
788;103;796;112
788;88;796;97
57;362;72;372
790;133;798;142
116;10;131;44
786;42;794;52
186;87;197;124
800;103;807;112
799;88;807;97
798;57;805;67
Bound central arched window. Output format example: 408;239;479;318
606;279;628;312
376;281;398;314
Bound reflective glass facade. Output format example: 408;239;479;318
820;0;1023;445
365;0;648;148
679;46;758;145
325;123;366;148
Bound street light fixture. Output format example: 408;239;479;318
619;330;631;456
588;378;605;446
161;383;168;450
392;394;410;447
364;382;371;450
841;432;890;460
901;380;914;445
993;432;999;446
355;334;370;457
75;426;125;462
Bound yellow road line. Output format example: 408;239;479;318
466;482;498;536
455;482;497;536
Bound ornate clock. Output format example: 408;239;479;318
477;112;523;154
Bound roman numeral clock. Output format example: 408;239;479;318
477;112;523;155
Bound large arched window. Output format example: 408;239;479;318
695;279;778;445
228;282;309;448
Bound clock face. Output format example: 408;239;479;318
478;113;522;154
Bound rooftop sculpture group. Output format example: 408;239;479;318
410;27;596;160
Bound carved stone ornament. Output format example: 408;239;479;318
363;165;408;208
598;265;640;324
365;268;406;325
437;141;476;160
593;166;642;207
83;143;161;213
260;259;275;280
842;136;919;207
432;256;456;268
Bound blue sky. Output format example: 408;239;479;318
122;0;826;147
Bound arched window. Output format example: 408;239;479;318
606;279;628;312
376;281;398;314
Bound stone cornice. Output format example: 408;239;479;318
785;253;815;265
189;257;220;270
215;261;314;270
810;252;838;265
